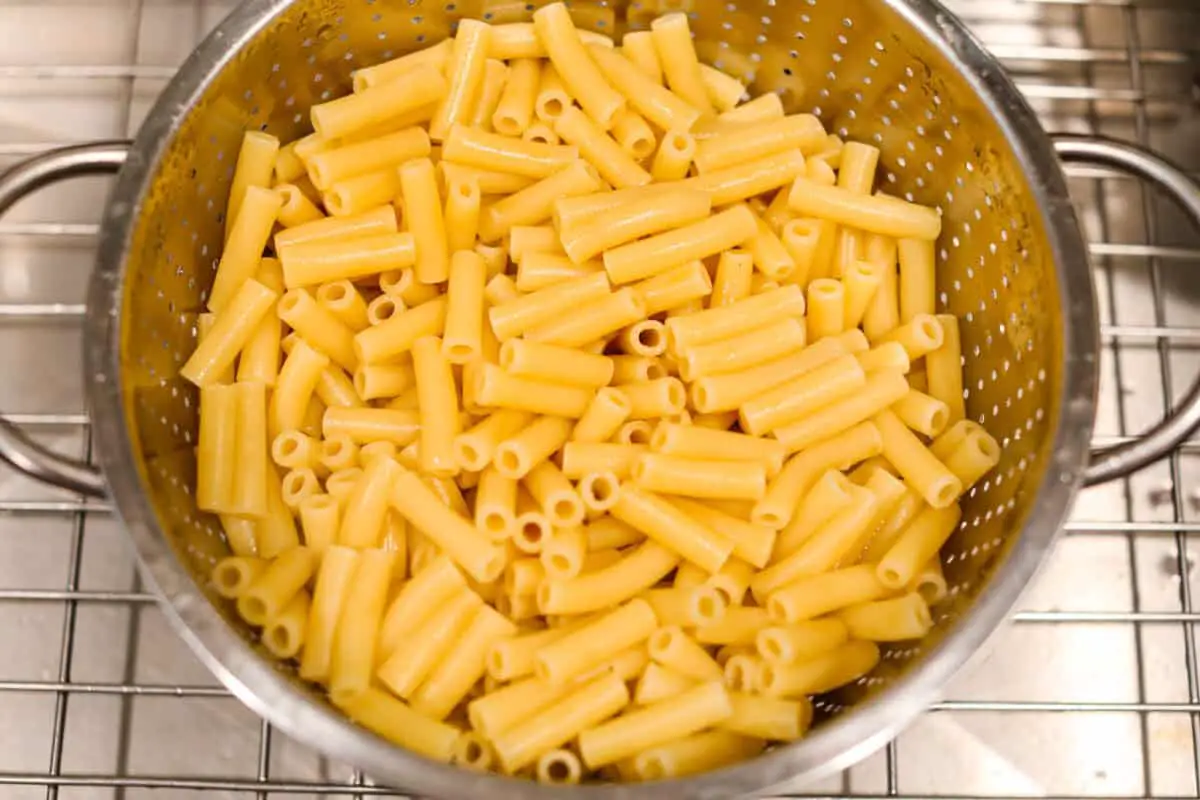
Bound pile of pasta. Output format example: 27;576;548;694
180;1;1002;785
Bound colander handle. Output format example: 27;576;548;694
0;142;130;499
1052;135;1200;486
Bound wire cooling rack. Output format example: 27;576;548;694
1;0;1199;797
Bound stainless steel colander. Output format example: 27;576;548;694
1;0;1199;795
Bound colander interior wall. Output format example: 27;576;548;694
121;0;1061;717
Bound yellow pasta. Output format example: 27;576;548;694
212;556;267;599
648;626;723;681
312;64;447;140
633;454;767;501
354;295;448;365
524;461;585;527
756;619;849;665
893;388;951;438
710;249;754;307
491;672;629;773
480;160;603;242
500;339;613;388
738;353;867;437
689;330;864;413
429;19;492;141
182;279;279;386
788;179;942;241
679;317;806;382
312;286;368;339
280;467;322;511
536;599;657;685
634;730;763;781
376;589;481;698
538;540;678;614
226;131;280;242
186;17;1012;785
473;364;593;418
617;377;687;420
275;205;397;249
560;443;646;481
766;564;889;624
306;127;431;190
443;124;579;179
611;485;733;574
642;585;725;628
353;362;414;402
494;415;575;478
621;30;662;80
759;640;880;698
579;680;733;768
412;604;517;720
487;22;613;60
561;189;711;265
390;467;506;582
695;114;825;174
943;428;1001;491
278;233;416;289
444;173;482;254
753;420;882;528
197;385;238;512
275;183;323;228
635;661;698;705
840;592;933;641
237;546;317;626
554;105;650;189
698;63;745;112
352;39;452;91
492;57;540;135
328;549;394;701
489;272;610;340
687;150;805;208
603;205;757;284
454;409;534;471
873;409;961;508
612;110;656;160
720;91;784;123
298;494;340;555
772;369;909;454
337;687;460;762
377;554;467;659
525;288;647;348
588;45;701;133
667;498;776;570
398;158;450;285
516;252;601;291
321;168;399;217
648;13;712;113
898;237;936;322
532;3;626;129
721;692;810;743
926;313;966;424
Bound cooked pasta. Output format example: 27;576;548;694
187;5;999;784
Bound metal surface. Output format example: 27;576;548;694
0;0;1196;798
1047;135;1200;486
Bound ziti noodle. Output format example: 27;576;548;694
182;2;1000;784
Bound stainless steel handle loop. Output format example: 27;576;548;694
1052;135;1200;486
0;143;131;498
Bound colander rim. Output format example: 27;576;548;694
84;0;1099;795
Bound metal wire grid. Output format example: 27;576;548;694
1;0;1199;797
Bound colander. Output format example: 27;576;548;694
2;0;1200;795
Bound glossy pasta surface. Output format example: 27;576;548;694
182;3;1000;784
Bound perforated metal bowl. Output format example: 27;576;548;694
1;0;1200;796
